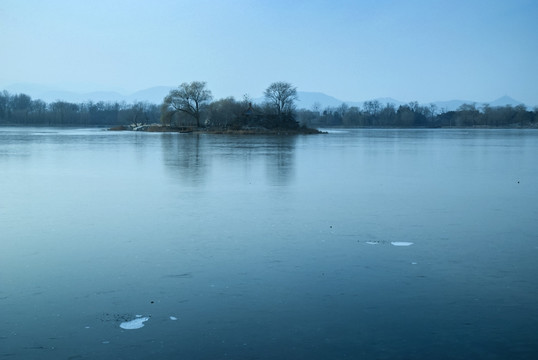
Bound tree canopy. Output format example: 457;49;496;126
264;81;298;116
162;81;213;128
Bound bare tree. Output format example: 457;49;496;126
311;101;322;115
264;81;298;116
363;100;381;116
162;81;212;127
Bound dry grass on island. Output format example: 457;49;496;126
109;124;324;135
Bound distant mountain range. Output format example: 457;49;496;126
293;92;525;112
3;83;173;104
1;83;527;112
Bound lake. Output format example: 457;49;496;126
1;127;537;359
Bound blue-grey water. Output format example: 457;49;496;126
1;127;537;359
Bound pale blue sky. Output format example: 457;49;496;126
1;0;537;105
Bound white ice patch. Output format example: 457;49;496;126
120;317;150;330
391;242;414;247
365;241;379;245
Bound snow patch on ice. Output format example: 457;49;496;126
391;242;414;247
120;317;150;330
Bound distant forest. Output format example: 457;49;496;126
298;101;538;128
0;91;161;127
1;88;537;129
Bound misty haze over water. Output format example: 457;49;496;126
1;128;537;359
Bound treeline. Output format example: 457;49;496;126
2;88;537;129
297;101;538;128
0;90;160;126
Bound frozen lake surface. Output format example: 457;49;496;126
1;127;537;359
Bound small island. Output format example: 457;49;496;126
110;124;323;135
111;81;323;135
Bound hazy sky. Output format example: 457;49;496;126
1;0;537;105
